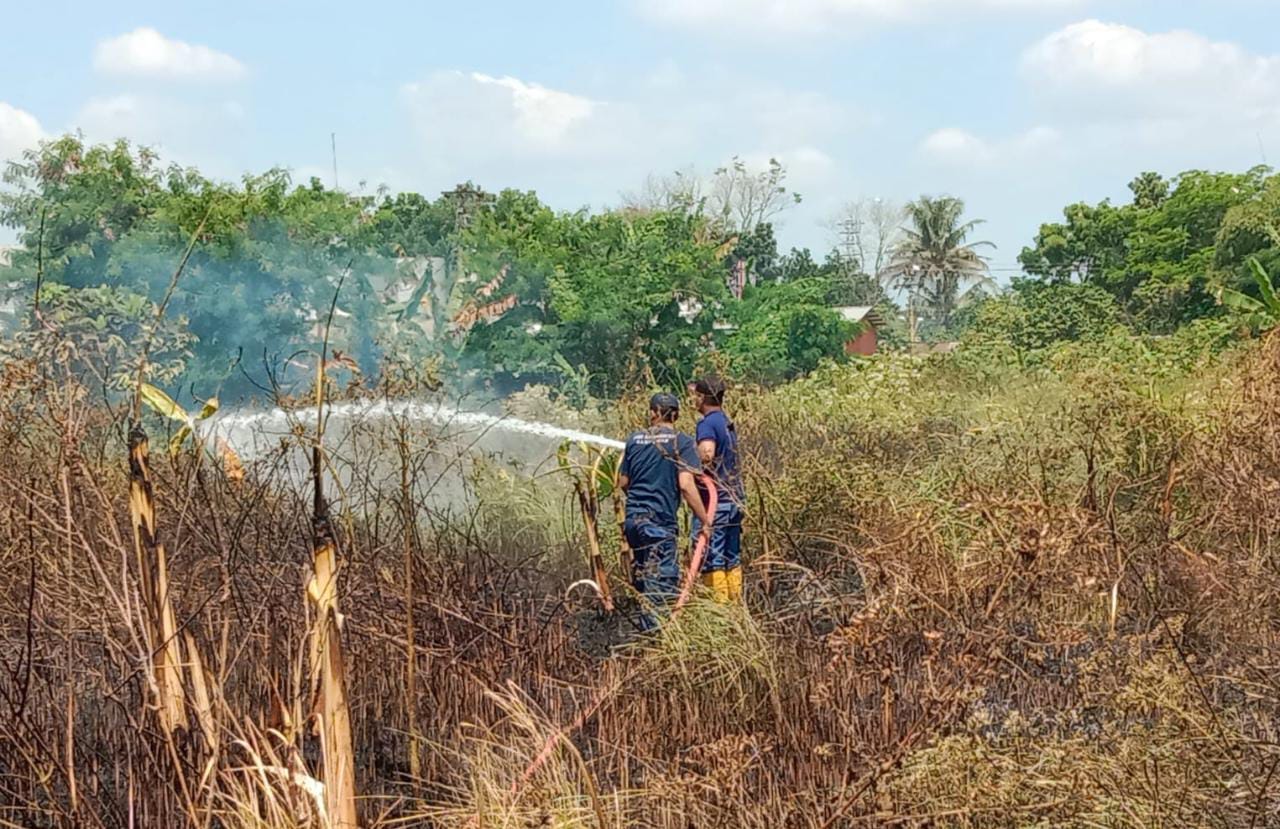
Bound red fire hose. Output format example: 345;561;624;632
674;473;717;611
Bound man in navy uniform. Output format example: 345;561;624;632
688;374;745;602
618;392;712;628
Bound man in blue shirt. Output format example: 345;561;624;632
688;374;745;603
618;392;712;629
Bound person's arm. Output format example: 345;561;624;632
678;469;712;539
617;442;631;492
695;419;717;467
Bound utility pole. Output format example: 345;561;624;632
907;263;922;347
331;133;339;190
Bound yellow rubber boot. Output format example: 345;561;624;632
701;570;730;602
725;566;743;603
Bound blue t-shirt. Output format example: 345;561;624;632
696;409;744;503
619;426;701;527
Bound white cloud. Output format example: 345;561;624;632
1022;20;1280;124
0;103;43;164
94;28;246;82
920;125;1060;167
79;94;144;130
640;0;1085;35
738;146;835;180
923;22;1280;177
470;73;595;145
921;127;994;164
398;67;856;196
75;94;249;177
395;65;858;241
401;71;599;155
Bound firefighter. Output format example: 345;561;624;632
687;375;745;603
618;392;713;629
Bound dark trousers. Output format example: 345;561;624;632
623;517;679;630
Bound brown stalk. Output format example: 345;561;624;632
397;423;421;780
122;212;207;738
574;475;614;613
305;270;360;828
128;424;189;735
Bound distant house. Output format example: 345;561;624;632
834;306;886;356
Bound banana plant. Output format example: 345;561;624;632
139;383;244;480
557;440;623;612
1218;258;1280;332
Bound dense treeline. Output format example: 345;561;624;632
3;136;1280;403
0;138;879;400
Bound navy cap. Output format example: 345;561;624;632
649;392;680;416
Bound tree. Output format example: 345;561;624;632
622;157;801;237
621;166;705;218
1129;172;1170;210
961;280;1122;357
459;200;728;395
729;222;779;286
884;196;993;339
1020;167;1273;332
723;278;855;382
1018;200;1133;285
708;156;801;236
1215;171;1280;266
1;136;858;397
0;136;394;397
1;283;195;391
830;197;905;281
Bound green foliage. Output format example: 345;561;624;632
2;283;194;390
0;136;874;399
1218;258;1280;332
961;280;1122;358
1021;167;1278;333
460;201;728;394
0;137;396;396
723;278;856;383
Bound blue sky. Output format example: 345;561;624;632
2;0;1279;274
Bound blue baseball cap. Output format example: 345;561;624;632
649;392;680;418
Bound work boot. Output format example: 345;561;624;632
726;566;743;603
701;570;730;602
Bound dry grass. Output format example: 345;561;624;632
2;336;1280;827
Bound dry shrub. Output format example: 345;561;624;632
4;337;1280;827
631;597;782;716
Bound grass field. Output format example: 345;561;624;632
2;332;1279;827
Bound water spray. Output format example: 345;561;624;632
204;399;624;453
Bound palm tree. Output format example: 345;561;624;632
884;196;994;340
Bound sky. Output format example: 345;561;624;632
2;0;1279;276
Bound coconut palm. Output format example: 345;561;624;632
884;196;995;339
